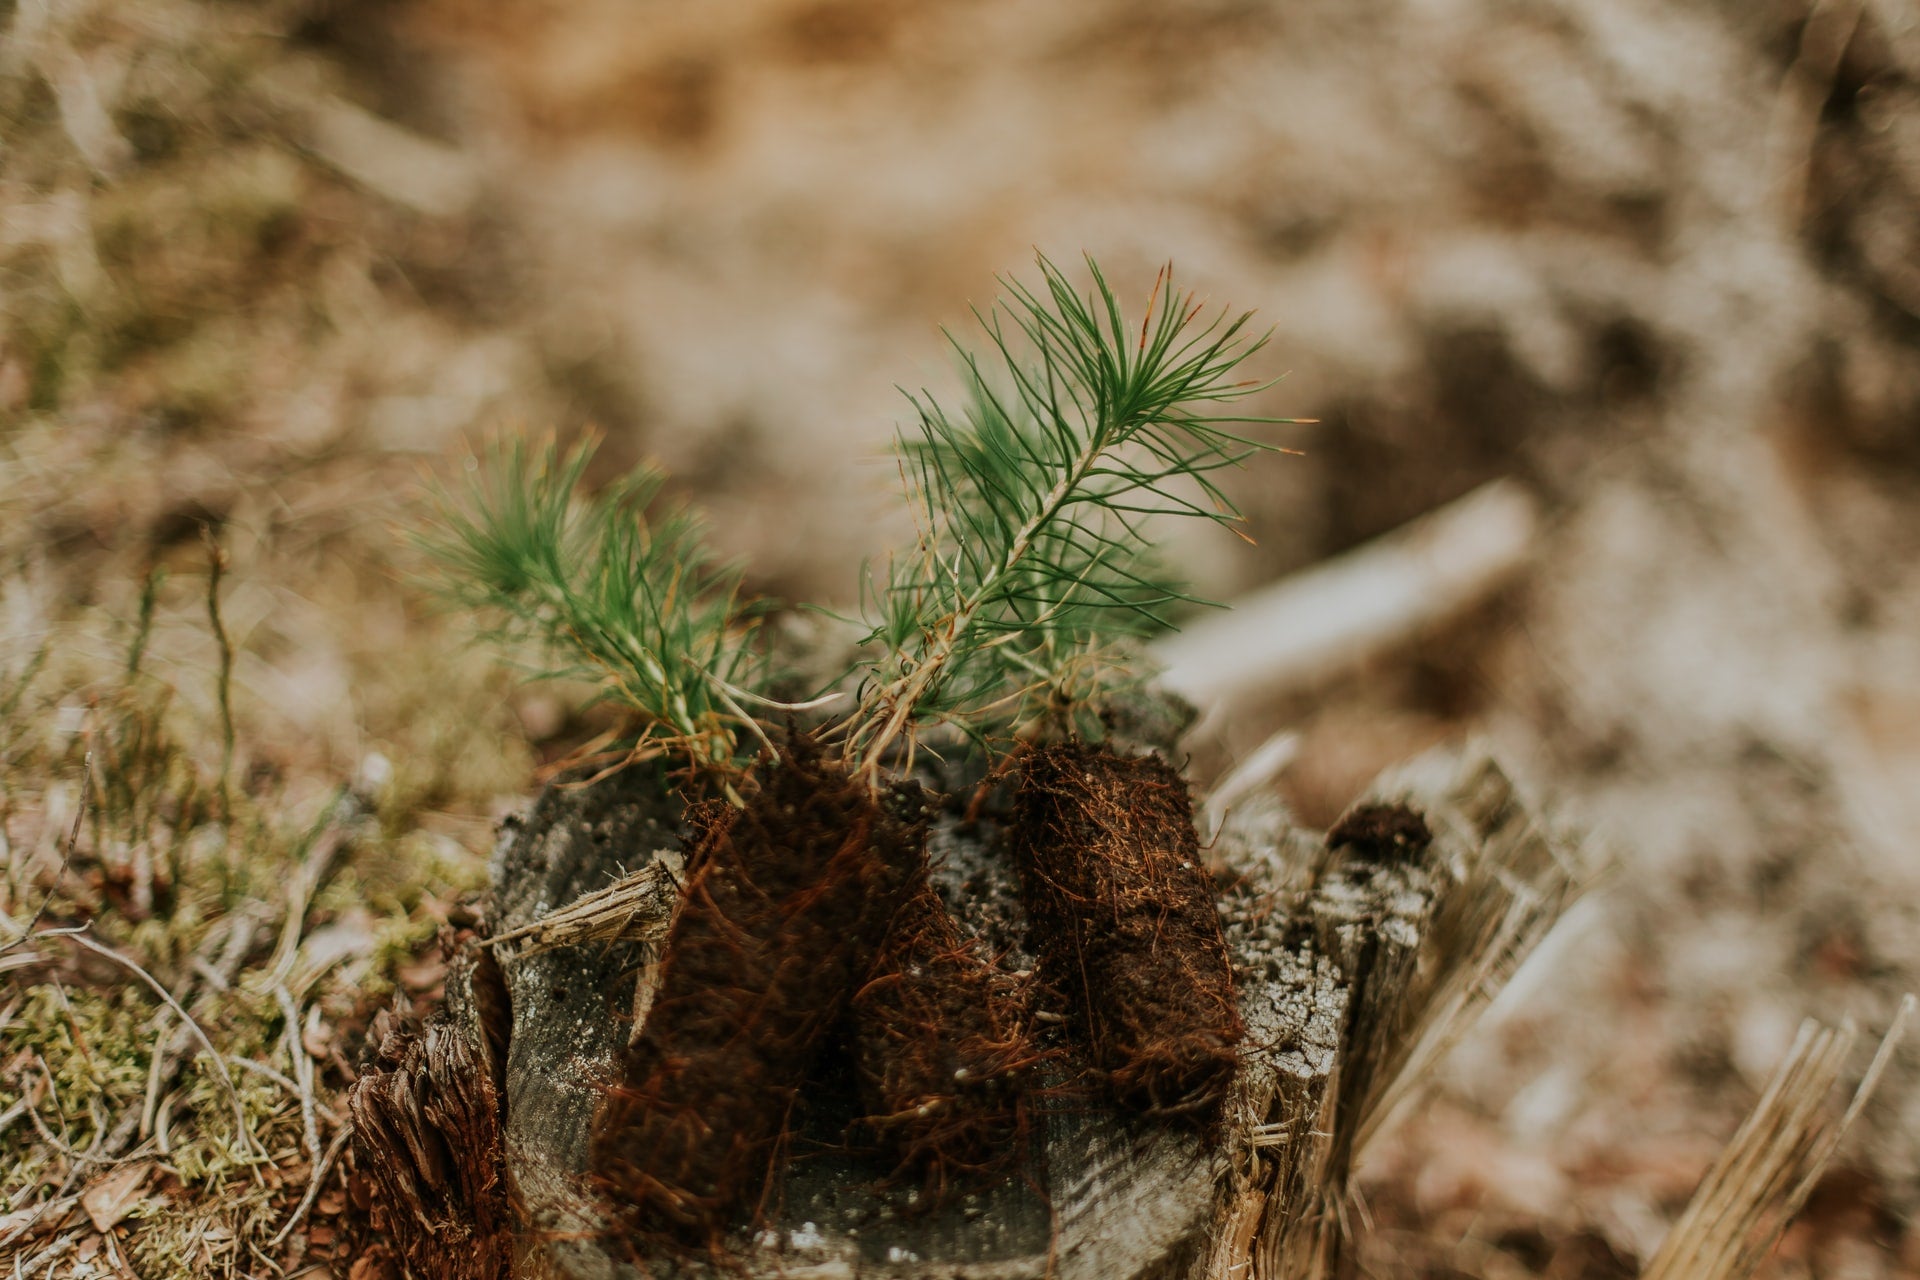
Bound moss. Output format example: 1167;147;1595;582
0;985;155;1170
0;562;504;1272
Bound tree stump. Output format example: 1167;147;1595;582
351;749;1583;1279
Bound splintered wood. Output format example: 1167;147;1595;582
347;948;513;1280
1643;994;1915;1280
1204;751;1587;1280
353;749;1615;1278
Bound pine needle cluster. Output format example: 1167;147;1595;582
840;255;1282;773
419;256;1286;785
417;434;767;774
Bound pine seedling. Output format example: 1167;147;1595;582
827;256;1287;1171
841;253;1285;777
418;433;769;776
421;438;914;1239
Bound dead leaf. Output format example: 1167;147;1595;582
81;1162;153;1233
395;953;445;992
315;1187;347;1216
0;1193;80;1240
302;1003;334;1060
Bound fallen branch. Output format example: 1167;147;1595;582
1153;479;1539;712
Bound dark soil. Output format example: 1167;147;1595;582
1011;742;1244;1121
1326;803;1433;865
589;739;921;1240
849;873;1041;1198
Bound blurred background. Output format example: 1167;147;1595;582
5;0;1920;1273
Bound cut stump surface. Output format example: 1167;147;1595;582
351;749;1583;1280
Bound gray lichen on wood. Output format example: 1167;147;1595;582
1204;751;1591;1280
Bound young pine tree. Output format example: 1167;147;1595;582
424;438;922;1239
832;255;1283;1142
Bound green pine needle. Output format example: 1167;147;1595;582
843;253;1287;771
417;434;768;774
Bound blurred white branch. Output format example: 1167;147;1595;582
1154;478;1541;713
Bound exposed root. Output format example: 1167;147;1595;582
850;874;1042;1200
1013;742;1244;1122
589;737;919;1240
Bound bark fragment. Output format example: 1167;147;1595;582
347;945;512;1280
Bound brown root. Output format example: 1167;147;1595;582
589;738;919;1240
1012;742;1244;1121
849;873;1042;1200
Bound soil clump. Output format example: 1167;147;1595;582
1011;742;1244;1121
1325;803;1433;865
849;871;1042;1198
590;738;921;1240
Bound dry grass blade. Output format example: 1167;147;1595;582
479;851;682;959
1641;993;1916;1280
274;985;323;1197
1;752;92;956
53;930;265;1162
264;800;358;989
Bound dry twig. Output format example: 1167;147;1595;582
1154;480;1538;713
1642;993;1916;1280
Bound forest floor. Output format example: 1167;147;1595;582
4;0;1920;1275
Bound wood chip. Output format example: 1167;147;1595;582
83;1160;154;1231
0;1193;80;1243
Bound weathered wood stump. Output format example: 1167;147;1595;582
351;749;1582;1280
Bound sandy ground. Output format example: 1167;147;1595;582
6;0;1920;1274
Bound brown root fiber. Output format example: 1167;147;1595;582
1012;742;1244;1120
850;872;1040;1197
589;738;919;1238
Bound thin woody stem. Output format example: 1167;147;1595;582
851;448;1096;777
